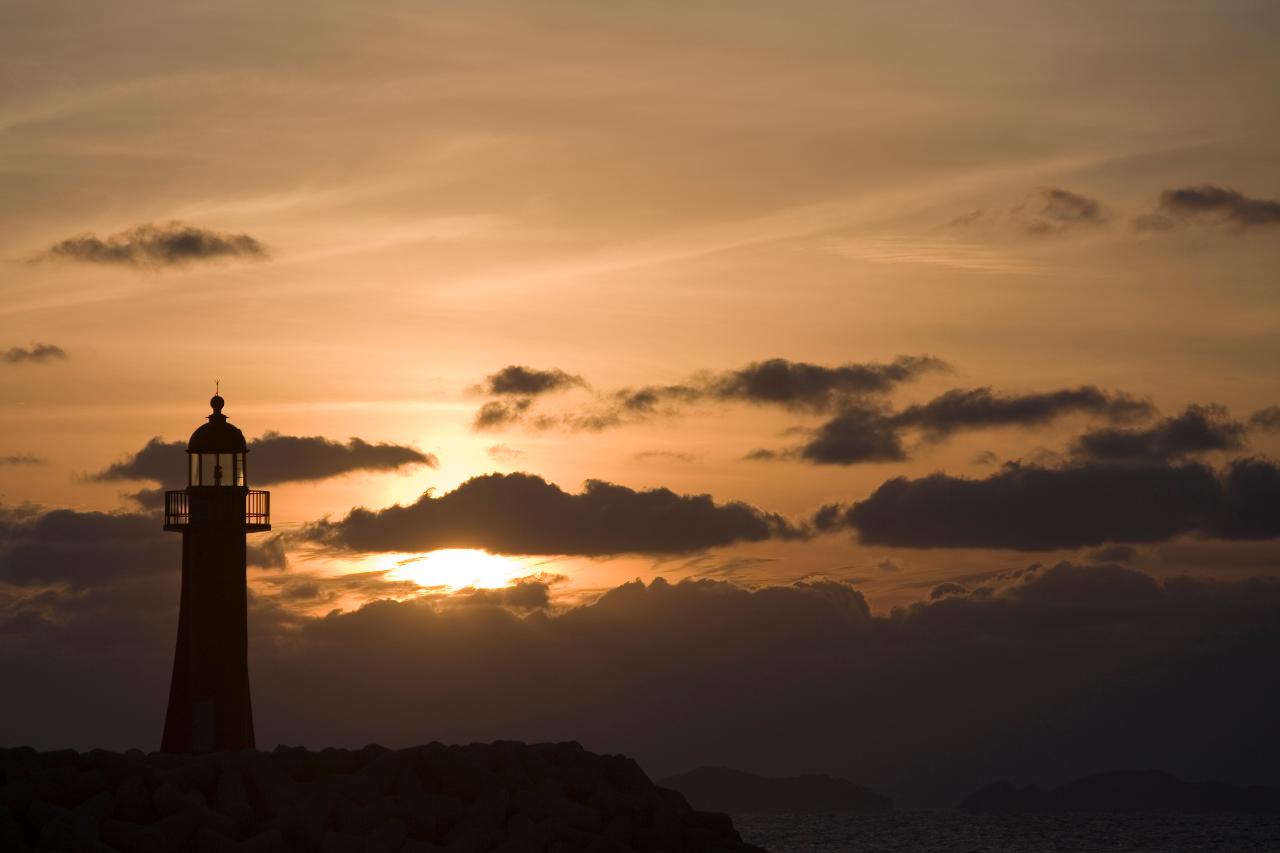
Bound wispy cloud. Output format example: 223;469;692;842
40;222;269;268
828;234;1040;274
2;343;67;364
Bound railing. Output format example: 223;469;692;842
245;490;270;530
164;490;189;530
164;489;271;532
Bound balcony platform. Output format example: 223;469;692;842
164;489;271;532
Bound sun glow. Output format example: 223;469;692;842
390;548;528;592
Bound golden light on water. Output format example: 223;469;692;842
389;548;529;592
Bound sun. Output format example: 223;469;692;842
389;548;528;591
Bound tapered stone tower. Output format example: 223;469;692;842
161;394;270;753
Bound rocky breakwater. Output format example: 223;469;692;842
0;741;766;853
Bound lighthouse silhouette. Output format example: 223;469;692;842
160;394;270;753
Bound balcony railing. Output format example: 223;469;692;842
164;489;271;532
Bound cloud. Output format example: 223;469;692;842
0;507;176;590
303;472;807;556
799;402;907;465
1019;187;1106;235
0;454;43;466
253;569;422;608
1250;406;1280;432
473;398;535;430
949;187;1106;236
486;443;524;462
41;222;269;267
633;450;697;463
892;386;1151;440
834;458;1280;550
471;367;587;430
1134;185;1280;231
92;433;436;488
2;343;67;364
480;366;585;396
473;355;946;431
445;576;557;612
705;356;947;412
247;535;289;570
1086;544;1136;564
783;386;1151;466
1071;405;1247;462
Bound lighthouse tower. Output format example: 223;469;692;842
161;394;270;753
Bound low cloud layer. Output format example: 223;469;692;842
0;506;175;590
304;472;806;556
3;343;67;364
93;433;436;489
833;457;1280;550
41;222;269;267
2;549;1276;808
1135;185;1280;231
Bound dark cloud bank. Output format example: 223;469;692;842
305;473;805;556
2;514;1277;808
93;433;436;492
41;222;269;267
3;343;67;364
831;457;1280;550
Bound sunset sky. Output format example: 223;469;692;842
2;1;1278;806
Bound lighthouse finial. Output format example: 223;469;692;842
210;380;225;417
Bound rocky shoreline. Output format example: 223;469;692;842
0;742;766;852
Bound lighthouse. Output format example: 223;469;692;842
161;394;270;753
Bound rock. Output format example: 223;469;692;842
398;840;447;853
1;744;762;852
319;829;365;853
116;773;151;821
370;816;408;849
237;828;288;853
215;767;254;832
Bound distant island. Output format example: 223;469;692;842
0;742;766;852
960;770;1280;814
659;766;893;814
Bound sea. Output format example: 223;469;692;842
732;811;1280;853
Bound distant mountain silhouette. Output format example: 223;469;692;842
659;766;893;814
960;770;1280;813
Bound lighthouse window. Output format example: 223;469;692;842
192;452;246;486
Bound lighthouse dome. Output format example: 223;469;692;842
187;395;248;453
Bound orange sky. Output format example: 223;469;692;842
3;0;1279;614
